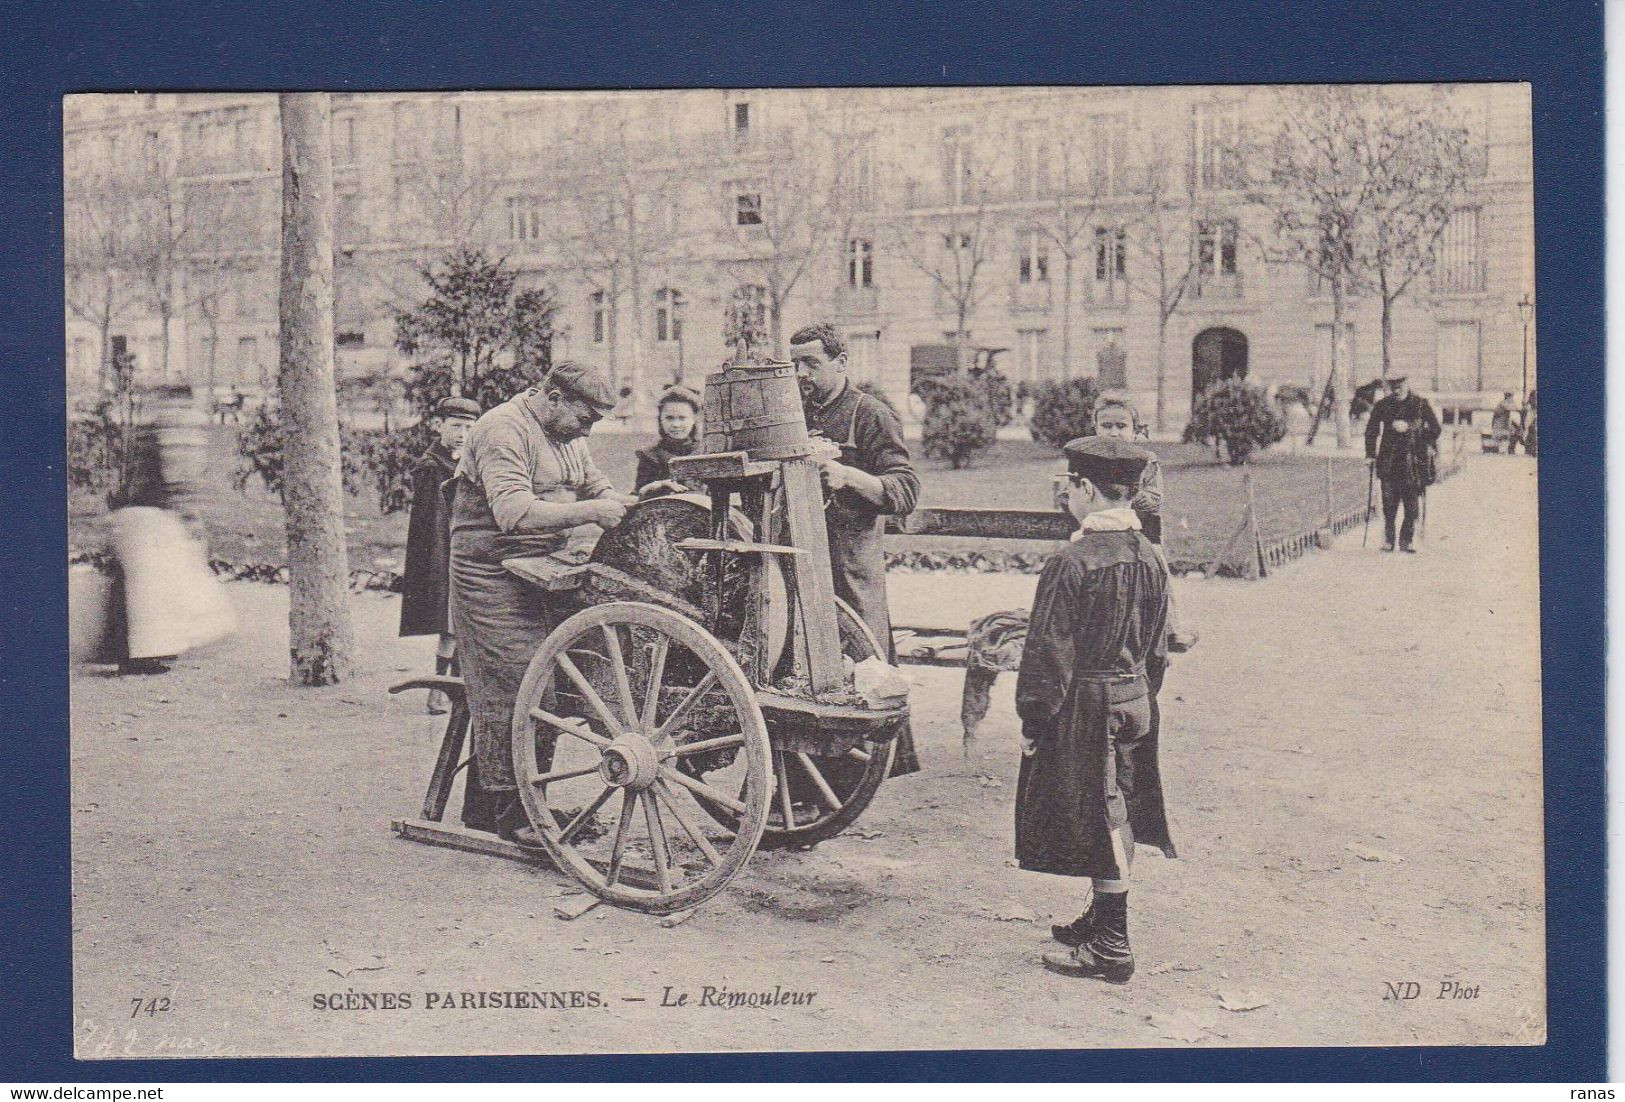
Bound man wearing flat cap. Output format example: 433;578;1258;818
400;396;481;713
1015;436;1174;984
1364;375;1441;553
789;322;923;775
448;361;639;841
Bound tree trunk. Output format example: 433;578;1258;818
1155;310;1169;435
1060;249;1074;378
158;306;172;383
1379;270;1393;381
277;92;356;686
98;292;112;397
1330;275;1352;447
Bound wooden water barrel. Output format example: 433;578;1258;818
701;361;811;461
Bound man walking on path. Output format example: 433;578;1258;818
1364;375;1441;553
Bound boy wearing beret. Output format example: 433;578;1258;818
1015;436;1174;983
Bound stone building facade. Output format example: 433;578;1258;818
65;84;1534;429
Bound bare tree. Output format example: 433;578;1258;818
122;143;201;383
885;159;999;353
727;97;862;356
278;92;356;685
1122;132;1202;433
1016;124;1111;378
547;104;683;406
1355;90;1475;379
65;175;137;396
1251;85;1471;446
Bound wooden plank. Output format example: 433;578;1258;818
392;818;554;866
777;460;846;696
673;538;804;556
885;507;1076;541
502;555;587;590
669;451;781;481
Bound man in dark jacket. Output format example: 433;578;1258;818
1016;436;1172;984
399;397;480;712
790;323;922;774
1364;376;1442;553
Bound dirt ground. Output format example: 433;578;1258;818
68;453;1544;1058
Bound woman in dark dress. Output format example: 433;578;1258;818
634;384;701;497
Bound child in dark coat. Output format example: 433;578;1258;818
634;385;701;498
1016;436;1173;984
399;396;480;713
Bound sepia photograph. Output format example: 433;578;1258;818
63;82;1544;1059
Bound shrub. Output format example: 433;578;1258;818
353;421;439;515
921;376;997;469
854;382;900;417
1183;378;1287;465
975;367;1015;428
1028;377;1102;449
234;402;368;502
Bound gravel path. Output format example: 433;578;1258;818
69;454;1543;1057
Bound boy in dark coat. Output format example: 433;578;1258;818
1015;436;1172;984
399;396;480;713
634;384;702;497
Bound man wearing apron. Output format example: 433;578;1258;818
449;361;637;841
788;324;922;775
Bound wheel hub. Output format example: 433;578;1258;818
599;733;661;790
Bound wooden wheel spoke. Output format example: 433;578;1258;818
554;653;626;739
846;746;872;763
558;785;617;845
642;792;674;895
604;790;637;887
654;780;722;867
653;671;720;742
529;707;613;749
640;635;670;732
661;765;750;816
773;748;796;829
531;763;600;786
794;752;842;812
600;624;638;729
667;734;745;758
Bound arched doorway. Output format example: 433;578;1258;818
1192;327;1249;403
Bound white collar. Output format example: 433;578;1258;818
1070;507;1142;538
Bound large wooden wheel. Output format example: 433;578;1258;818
693;599;898;850
511;602;771;913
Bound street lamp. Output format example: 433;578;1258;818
1516;293;1534;402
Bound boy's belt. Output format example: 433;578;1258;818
1074;668;1144;682
1073;668;1148;704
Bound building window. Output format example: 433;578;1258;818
654;287;685;343
1015;122;1052;200
733;101;750;139
1434;207;1485;293
1094;328;1128;388
236;336;261;387
940;126;975;204
1093;225;1127;301
334;115;358;166
849;139;875;208
1433;320;1482;392
1195;219;1240;297
1018;230;1050;284
391;102;420;160
506;196;543;242
847;238;874;288
846;331;880;385
1017;329;1048;384
1192;102;1243;190
735;192;763;226
1089;114;1127;195
591;291;607;345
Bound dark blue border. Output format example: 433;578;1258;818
3;0;1603;1082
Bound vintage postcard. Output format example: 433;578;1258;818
65;83;1542;1058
